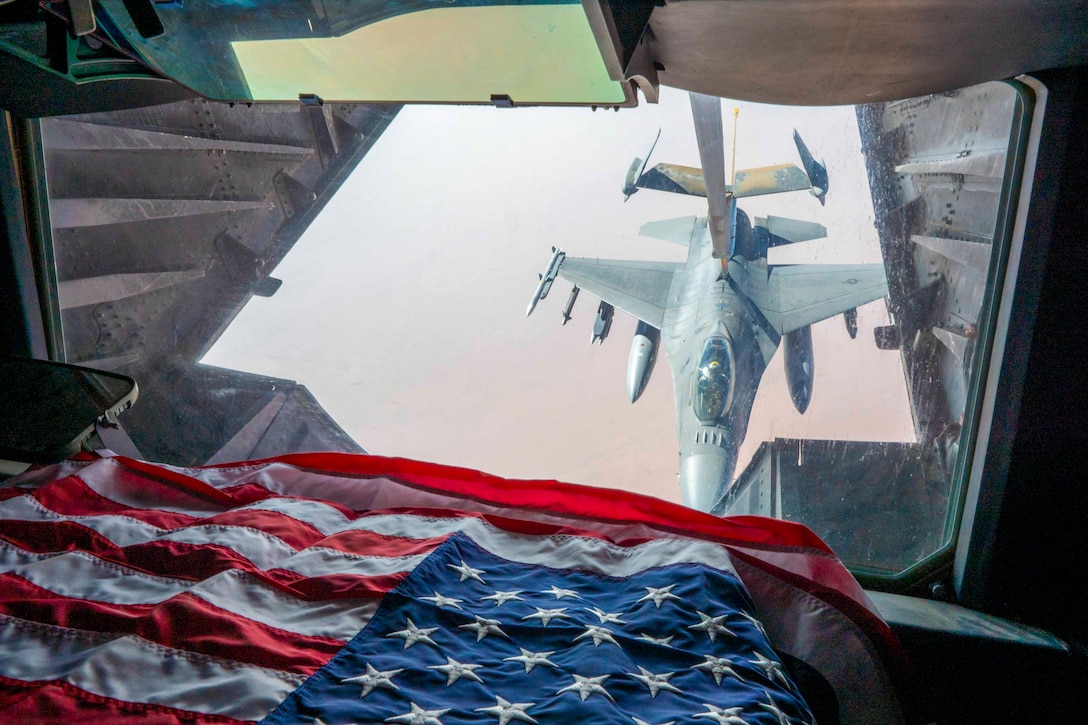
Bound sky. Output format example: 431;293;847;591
202;87;915;504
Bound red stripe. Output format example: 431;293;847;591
0;575;345;674
311;527;451;557
30;475;203;530
0;674;245;724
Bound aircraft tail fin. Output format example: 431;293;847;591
640;216;700;246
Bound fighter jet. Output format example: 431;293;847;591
527;93;889;511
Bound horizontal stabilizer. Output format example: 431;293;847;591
755;215;827;244
640;216;700;246
767;238;882;266
636;163;707;197
732;164;812;198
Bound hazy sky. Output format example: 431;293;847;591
203;87;914;504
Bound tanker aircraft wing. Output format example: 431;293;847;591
729;258;889;337
557;258;682;329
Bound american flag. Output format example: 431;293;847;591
0;453;906;724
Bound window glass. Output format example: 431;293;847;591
44;81;1027;577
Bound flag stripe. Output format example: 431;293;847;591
0;614;303;720
0;576;342;675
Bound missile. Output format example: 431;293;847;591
844;307;859;339
626;321;660;402
525;246;565;316
783;324;814;414
591;301;614;344
561;286;580;325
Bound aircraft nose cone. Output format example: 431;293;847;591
680;449;736;512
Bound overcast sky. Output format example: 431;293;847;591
203;87;914;504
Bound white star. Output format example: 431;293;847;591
420;592;463;609
385;702;451;725
629;665;683;698
503;648;558;673
557;673;615;702
427;656;484;686
689;611;737;642
476;696;539;725
459;615;509;642
342;663;402;697
573;624;620;647
633;719;676;725
736;609;768;638
482;589;523;606
542;585;580;599
759;692;794;725
748;652;793;690
448;560;486;584
694;704;749;724
637;585;682;608
638;633;675;647
585;606;626;624
693;655;741;685
386;617;439;649
521;607;569;626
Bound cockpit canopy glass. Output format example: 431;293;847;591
693;335;735;425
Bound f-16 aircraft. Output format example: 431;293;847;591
527;93;889;511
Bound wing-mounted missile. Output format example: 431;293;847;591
793;130;829;205
525;246;565;316
622;129;661;201
626;321;660;403
591;301;614;344
783;324;814;414
561;286;580;325
844;307;859;339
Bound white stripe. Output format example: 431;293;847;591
0;540;54;570
237;497;349;535
2;547;191;605
0;495;300;570
274;546;428;578
0;494;166;547
341;512;475;538
157;525;297;570
188;569;379;641
0;614;303;720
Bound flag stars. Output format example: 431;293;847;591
694;704;750;724
748;652;793;690
420;592;463;609
342;663;402;697
689;611;737;642
427;656;484;686
448;560;487;584
759;692;795;725
638;633;675;648
633;719;676;725
503;648;558;673
557;673;615;702
693;655;741;685
476;696;539;725
542;585;580;599
386;617;439;650
585;606;626;625
628;665;683;698
735;609;768;638
481;589;523;606
521;607;569;626
637;584;682;608
574;624;620;647
385;702;451;725
459;615;509;642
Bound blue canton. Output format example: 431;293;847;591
261;533;814;724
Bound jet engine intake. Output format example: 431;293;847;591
783;324;814;414
626;321;660;403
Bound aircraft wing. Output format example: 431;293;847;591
558;258;681;329
731;259;889;335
